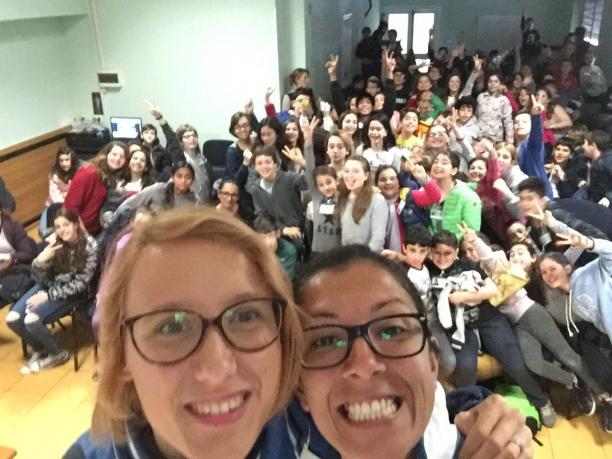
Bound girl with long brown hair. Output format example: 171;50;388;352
336;155;388;252
6;208;98;373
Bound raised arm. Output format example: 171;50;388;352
302;117;321;194
458;223;504;276
459;55;482;98
381;49;397;117
404;160;441;206
264;87;278;118
145;100;184;163
326;55;347;114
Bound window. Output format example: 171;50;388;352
388;14;409;52
388;11;435;72
582;0;604;46
411;13;435;55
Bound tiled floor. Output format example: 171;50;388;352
0;313;610;459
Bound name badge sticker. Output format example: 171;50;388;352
319;203;335;215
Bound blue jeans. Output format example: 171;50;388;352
6;284;79;355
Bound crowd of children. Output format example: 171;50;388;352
1;12;612;435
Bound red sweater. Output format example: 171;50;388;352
63;165;108;234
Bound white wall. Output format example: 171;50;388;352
276;0;306;99
0;16;93;147
90;0;280;143
0;0;87;21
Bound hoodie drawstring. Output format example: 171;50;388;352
565;289;580;337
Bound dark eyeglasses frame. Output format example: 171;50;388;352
122;298;286;366
301;313;430;370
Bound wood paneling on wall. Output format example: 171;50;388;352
0;127;71;225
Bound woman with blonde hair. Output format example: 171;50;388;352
67;208;302;458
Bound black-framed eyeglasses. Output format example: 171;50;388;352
122;298;285;365
301;314;429;370
219;190;239;199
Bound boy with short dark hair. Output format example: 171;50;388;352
401;226;456;379
517;177;607;254
247;145;307;246
252;211;298;279
583;130;612;207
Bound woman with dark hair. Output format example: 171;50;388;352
466;146;518;243
283;117;304;154
294;244;534;457
429;151;481;239
112;162;197;216
103;162;199;256
215;178;253;225
225;111;254;179
536;87;573;141
336;155;388;252
254;117;291;171
119;144;156;195
139;123;171;180
6;208;97;373
440;55;482;108
46;146;79;206
359;113;402;178
338;111;360;147
40;146;80;237
63;141;127;235
225;111;255;217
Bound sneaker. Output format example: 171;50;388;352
19;351;47;375
539;400;558;428
602;403;612;434
28;350;70;372
572;380;596;417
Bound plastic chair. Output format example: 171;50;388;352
202;139;232;184
20;296;95;372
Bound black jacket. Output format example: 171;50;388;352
587;149;612;203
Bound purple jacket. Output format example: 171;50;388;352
0;216;37;265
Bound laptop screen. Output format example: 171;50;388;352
110;116;142;139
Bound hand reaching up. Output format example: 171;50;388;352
302;116;320;144
326;55;339;80
457;222;477;243
472;54;482;73
244;99;254;115
144;98;162;120
382;47;396;78
264;87;276;105
530;95;545;116
555;231;594;250
281;145;305;168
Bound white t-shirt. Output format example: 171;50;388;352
408;265;433;315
